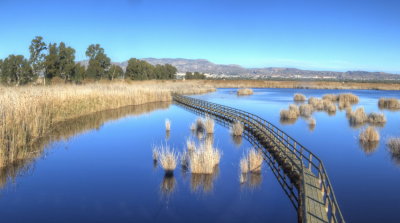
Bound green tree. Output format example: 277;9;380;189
29;36;47;80
1;55;33;86
164;64;177;79
85;44;111;79
108;64;124;80
71;63;86;83
125;58;154;80
185;72;193;79
58;42;76;81
44;43;59;79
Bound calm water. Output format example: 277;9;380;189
0;88;399;223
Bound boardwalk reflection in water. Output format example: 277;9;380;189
0;102;171;189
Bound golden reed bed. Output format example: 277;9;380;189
0;81;215;167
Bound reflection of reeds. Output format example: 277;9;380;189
160;174;176;196
0;82;215;169
237;88;253;96
232;135;243;147
190;167;219;193
0;102;171;189
360;141;379;154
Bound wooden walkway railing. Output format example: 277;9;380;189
173;94;345;223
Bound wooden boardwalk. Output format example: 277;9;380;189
173;94;344;223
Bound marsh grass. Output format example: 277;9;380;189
230;121;244;136
237;88;253;96
378;98;400;110
359;126;380;144
280;104;300;121
349;107;368;125
156;145;178;174
293;93;306;102
0;82;215;168
204;117;215;134
299;104;314;118
308;97;324;110
367;113;386;125
387;138;400;164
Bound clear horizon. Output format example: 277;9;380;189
1;0;399;73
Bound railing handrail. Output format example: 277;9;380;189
173;94;345;223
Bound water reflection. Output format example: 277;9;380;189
160;174;176;197
240;172;263;189
0;102;171;189
190;167;219;193
231;135;243;147
359;141;379;154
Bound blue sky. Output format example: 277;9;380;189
0;0;399;73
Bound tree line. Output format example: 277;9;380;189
185;72;206;79
0;36;178;85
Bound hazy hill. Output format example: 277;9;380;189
78;58;400;81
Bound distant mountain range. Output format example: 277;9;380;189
79;58;400;81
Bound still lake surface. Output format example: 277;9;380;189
0;88;399;222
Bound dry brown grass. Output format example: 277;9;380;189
299;104;314;117
378;98;400;110
230;121;244;136
186;139;196;152
293;93;306;101
323;100;336;114
165;119;171;131
387;138;400;160
338;93;359;104
240;148;263;173
280;104;300;120
359;126;380;143
237;88;253;96
308;97;324;110
203;117;215;134
349;107;368;125
190;79;400;90
155;145;178;173
322;94;339;101
0;82;215;168
367;113;386;125
189;140;221;174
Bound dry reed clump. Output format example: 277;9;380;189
387;138;400;160
237;88;253;96
322;99;336;114
155;145;178;173
322;94;339;101
308;97;324;110
338;100;351;110
348;107;367;125
195;118;205;132
230;121;244;136
189;140;222;174
299;104;314;118
203;117;215;134
186;139;196;152
359;126;380;143
378;98;400;110
240;148;263;173
165;119;171;131
308;118;316;127
293;93;306;102
367;113;386;125
338;93;359;104
280;104;300;120
0;82;215;168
